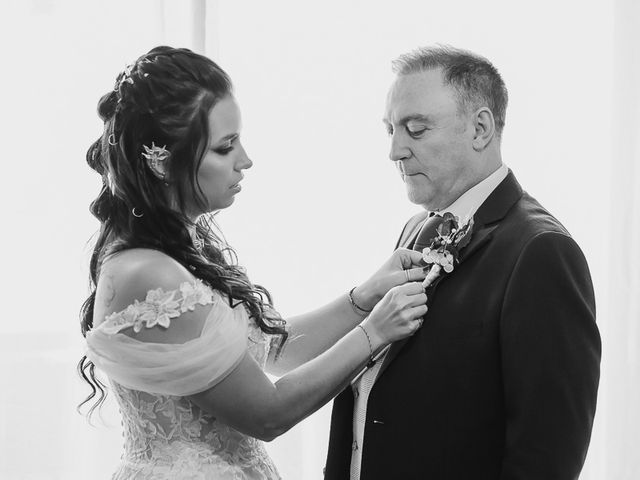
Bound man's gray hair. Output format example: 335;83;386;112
392;45;508;137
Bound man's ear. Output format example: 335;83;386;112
472;107;495;151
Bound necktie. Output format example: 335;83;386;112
411;212;444;251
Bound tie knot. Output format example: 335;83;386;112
412;214;445;251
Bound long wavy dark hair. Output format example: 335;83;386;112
78;46;287;416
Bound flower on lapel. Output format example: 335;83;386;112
423;247;455;273
421;213;474;289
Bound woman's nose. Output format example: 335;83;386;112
237;144;253;170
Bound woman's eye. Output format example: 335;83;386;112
214;146;234;155
212;140;235;155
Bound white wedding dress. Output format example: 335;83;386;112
85;279;281;479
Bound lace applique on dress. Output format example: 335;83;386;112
101;279;215;335
87;279;282;478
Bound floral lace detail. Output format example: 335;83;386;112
98;279;281;479
110;321;280;479
102;279;215;334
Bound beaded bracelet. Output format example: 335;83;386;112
356;324;376;368
348;286;372;315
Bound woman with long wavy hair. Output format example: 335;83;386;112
79;46;428;479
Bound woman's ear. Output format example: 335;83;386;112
471;107;495;151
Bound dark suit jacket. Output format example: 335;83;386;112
325;171;601;480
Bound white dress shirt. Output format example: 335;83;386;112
349;163;509;480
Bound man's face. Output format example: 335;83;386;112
383;68;476;211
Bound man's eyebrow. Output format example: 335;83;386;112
399;114;432;124
382;114;433;125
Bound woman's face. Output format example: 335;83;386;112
191;95;252;216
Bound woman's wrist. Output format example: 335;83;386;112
351;283;378;312
348;286;372;316
359;318;386;352
356;324;376;367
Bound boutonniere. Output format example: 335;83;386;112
422;212;474;289
350;212;476;386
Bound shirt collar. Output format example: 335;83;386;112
432;163;509;220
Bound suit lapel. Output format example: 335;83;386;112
375;171;524;381
457;223;498;264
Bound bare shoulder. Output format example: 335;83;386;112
96;248;193;318
93;249;207;343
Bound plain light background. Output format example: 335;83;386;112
0;0;638;478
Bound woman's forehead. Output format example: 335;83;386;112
207;96;241;140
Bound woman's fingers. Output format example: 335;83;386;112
395;285;428;327
369;282;429;344
394;281;425;296
407;304;428;319
391;283;427;310
408;305;428;331
404;266;428;283
406;292;428;308
403;305;428;335
410;319;423;335
396;248;426;269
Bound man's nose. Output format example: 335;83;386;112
389;133;410;162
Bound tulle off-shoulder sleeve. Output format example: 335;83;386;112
85;280;249;396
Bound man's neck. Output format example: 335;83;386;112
431;163;508;219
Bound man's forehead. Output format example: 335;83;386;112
390;70;446;99
384;71;452;123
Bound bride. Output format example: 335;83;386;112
79;46;428;479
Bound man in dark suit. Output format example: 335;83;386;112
325;45;601;480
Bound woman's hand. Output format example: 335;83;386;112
361;282;428;349
353;248;427;311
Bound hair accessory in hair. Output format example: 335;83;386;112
142;142;171;180
132;207;144;218
116;63;135;91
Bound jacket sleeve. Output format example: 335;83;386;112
499;231;601;479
